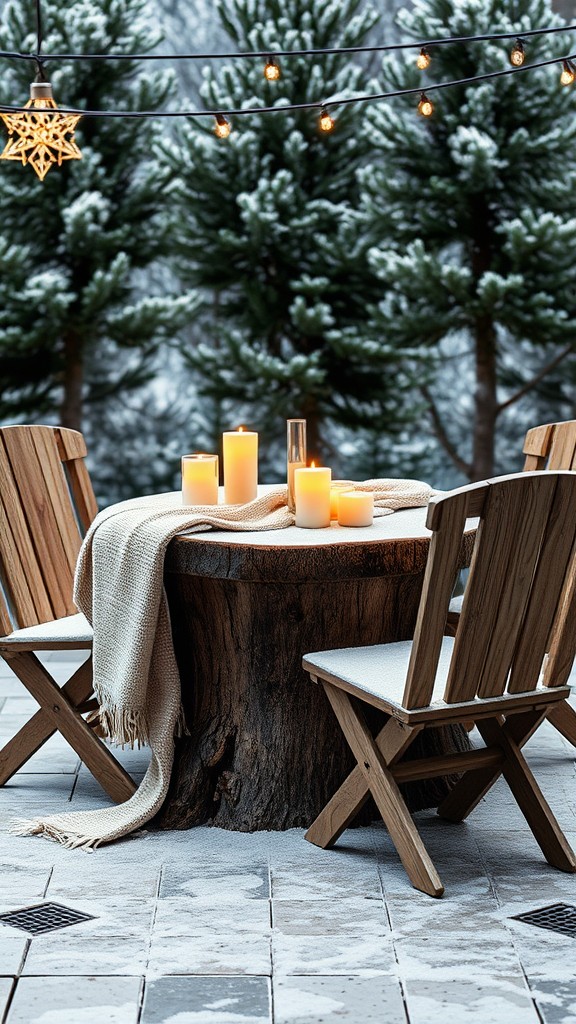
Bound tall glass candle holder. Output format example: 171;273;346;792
287;419;306;513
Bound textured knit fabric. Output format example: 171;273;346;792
12;479;434;849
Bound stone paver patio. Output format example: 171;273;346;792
0;652;575;1023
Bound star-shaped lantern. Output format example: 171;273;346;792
0;81;82;181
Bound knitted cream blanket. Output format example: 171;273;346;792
13;479;433;849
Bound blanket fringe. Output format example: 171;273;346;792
9;818;101;851
97;705;151;748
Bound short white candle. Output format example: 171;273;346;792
223;427;258;504
337;490;374;527
294;466;331;528
182;454;219;505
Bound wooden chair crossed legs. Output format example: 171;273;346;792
0;424;136;802
302;472;576;897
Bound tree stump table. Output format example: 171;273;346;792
158;503;472;831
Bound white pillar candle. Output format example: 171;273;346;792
182;454;219;506
294;466;331;528
223;427;258;504
337;491;374;527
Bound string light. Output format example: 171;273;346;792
417;92;434;117
416;47;431;70
214;113;231;138
318;108;335;132
510;38;526;67
264;56;281;81
0;0;82;180
0;77;82;179
560;59;575;85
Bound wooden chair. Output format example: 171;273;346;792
448;420;576;747
0;425;136;802
302;471;576;897
521;421;576;746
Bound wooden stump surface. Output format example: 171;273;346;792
158;509;473;831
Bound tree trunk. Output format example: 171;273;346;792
470;198;498;482
59;329;84;432
471;314;498;481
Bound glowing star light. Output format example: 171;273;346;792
0;81;82;181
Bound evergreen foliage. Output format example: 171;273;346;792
171;0;416;471
362;0;576;481
0;0;195;447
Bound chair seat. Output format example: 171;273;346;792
0;612;93;648
303;637;571;724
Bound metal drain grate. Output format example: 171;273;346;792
0;902;96;935
511;903;576;938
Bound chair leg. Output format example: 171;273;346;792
477;717;576;873
546;700;576;747
321;683;444;898
437;709;546;822
306;717;423;849
0;657;94;784
4;652;137;804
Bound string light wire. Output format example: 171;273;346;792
0;47;574;120
0;20;574;65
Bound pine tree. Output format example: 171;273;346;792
170;0;416;470
361;0;576;481
0;0;195;436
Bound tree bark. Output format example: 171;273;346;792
472;313;498;480
59;329;84;432
470;198;498;481
157;530;472;832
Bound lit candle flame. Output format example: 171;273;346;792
238;426;244;433
310;460;316;468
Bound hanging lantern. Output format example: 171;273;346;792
0;80;82;181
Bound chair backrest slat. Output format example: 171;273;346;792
0;442;55;626
442;477;550;701
402;489;470;709
0;425;97;632
543;547;576;690
402;471;576;709
523;420;576;471
474;474;557;699
509;473;576;692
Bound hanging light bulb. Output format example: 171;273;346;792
318;108;335;133
560;60;576;86
0;78;82;181
214;113;232;138
417;92;434;117
510;38;525;67
264;57;281;81
416;47;431;70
